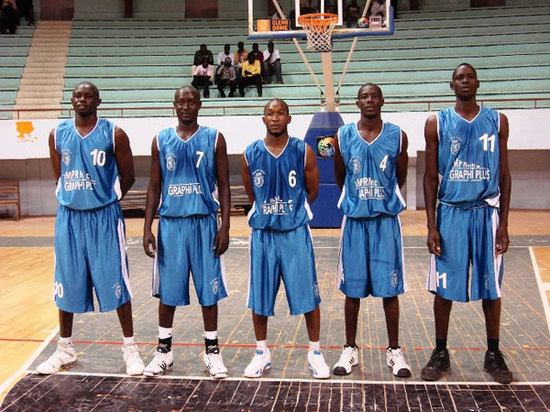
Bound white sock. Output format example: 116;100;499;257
309;341;320;352
59;337;72;346
204;330;217;340
159;327;172;340
256;340;267;351
123;336;135;345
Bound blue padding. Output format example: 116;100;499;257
304;112;345;228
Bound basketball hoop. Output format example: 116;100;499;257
298;13;338;53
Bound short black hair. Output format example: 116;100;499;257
264;98;289;115
452;63;477;80
73;81;100;99
175;85;200;101
357;83;383;99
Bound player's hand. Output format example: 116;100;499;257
213;227;229;257
427;227;441;256
143;230;157;258
495;226;509;255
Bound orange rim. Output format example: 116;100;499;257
298;13;338;27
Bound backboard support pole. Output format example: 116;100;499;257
321;52;336;112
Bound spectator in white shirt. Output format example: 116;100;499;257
263;41;283;84
217;44;233;68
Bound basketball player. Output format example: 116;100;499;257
142;86;230;378
332;83;412;377
241;98;330;379
37;82;144;376
421;63;513;384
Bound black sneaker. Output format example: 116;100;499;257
484;350;513;384
421;348;450;381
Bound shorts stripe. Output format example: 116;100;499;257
117;218;132;298
491;209;502;298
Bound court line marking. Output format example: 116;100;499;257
24;370;550;386
0;327;59;399
529;246;550;335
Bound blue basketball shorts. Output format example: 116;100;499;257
152;214;228;307
338;215;406;298
53;203;132;313
427;203;503;302
247;225;321;317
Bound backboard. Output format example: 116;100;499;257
248;0;393;40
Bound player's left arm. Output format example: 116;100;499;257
496;113;511;255
396;130;409;189
304;144;320;204
114;126;136;198
214;132;230;256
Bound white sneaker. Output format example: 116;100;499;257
244;348;271;378
36;342;77;374
333;345;359;376
308;350;330;379
122;343;145;376
144;346;174;377
386;347;412;377
203;347;228;379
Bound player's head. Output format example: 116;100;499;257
224;43;230;53
263;99;291;138
356;83;384;119
268;41;274;52
237;41;244;50
71;82;101;117
173;86;201;125
450;63;479;100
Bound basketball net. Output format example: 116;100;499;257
298;13;338;53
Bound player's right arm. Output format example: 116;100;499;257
333;132;345;190
48;129;61;180
423;114;441;256
241;153;255;203
143;136;161;258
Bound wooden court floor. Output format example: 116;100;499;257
1;210;549;410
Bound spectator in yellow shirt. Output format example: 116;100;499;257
239;54;263;97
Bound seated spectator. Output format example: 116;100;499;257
249;42;264;64
239;54;262;98
16;0;33;25
193;44;214;66
249;43;265;82
344;0;361;28
1;0;18;34
216;57;237;98
263;41;283;84
300;0;317;14
217;44;232;68
192;58;213;98
234;41;248;79
369;0;386;18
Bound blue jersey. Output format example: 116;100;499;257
437;107;501;207
337;122;405;218
157;126;220;217
245;137;312;231
55;118;121;210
